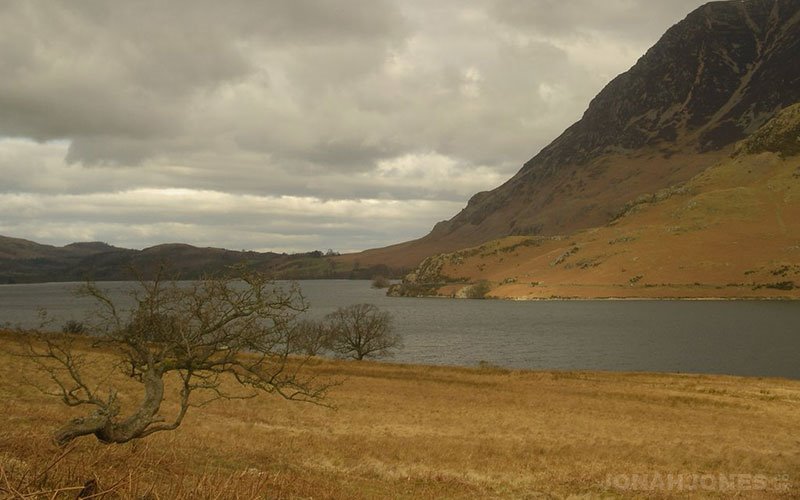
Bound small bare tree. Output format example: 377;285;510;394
16;266;330;446
287;319;329;356
326;303;400;360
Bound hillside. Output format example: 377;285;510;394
345;0;800;270
0;235;122;260
0;237;391;283
390;103;800;299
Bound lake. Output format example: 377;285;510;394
1;280;798;378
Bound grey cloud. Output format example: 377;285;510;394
65;137;165;166
0;0;665;170
0;189;462;253
0;1;713;252
0;2;247;138
0;0;407;164
491;0;709;41
0;140;503;204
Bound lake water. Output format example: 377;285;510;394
1;280;798;379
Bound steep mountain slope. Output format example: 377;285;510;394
390;103;800;299
345;0;800;269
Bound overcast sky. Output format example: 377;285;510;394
0;0;708;253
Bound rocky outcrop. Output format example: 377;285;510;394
387;253;457;297
735;102;800;157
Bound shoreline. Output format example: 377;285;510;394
362;358;800;382
4;279;799;301
2;330;797;382
508;296;800;301
392;278;800;301
402;292;800;302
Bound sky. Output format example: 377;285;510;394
0;0;708;253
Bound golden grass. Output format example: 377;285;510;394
1;330;798;498
428;153;800;301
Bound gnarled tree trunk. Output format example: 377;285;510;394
54;368;165;446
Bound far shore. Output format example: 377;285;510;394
4;278;800;302
428;281;800;301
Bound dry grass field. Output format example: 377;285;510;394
1;330;798;499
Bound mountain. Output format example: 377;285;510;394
0;237;388;283
344;0;800;269
389;103;800;299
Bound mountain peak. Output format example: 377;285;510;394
417;0;800;253
524;0;800;176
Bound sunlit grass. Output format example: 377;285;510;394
1;330;798;498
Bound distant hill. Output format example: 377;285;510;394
0;235;120;260
0;237;396;283
345;0;800;269
389;103;800;299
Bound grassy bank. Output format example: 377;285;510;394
0;331;798;498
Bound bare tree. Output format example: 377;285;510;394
326;304;401;360
15;266;330;446
287;319;329;356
